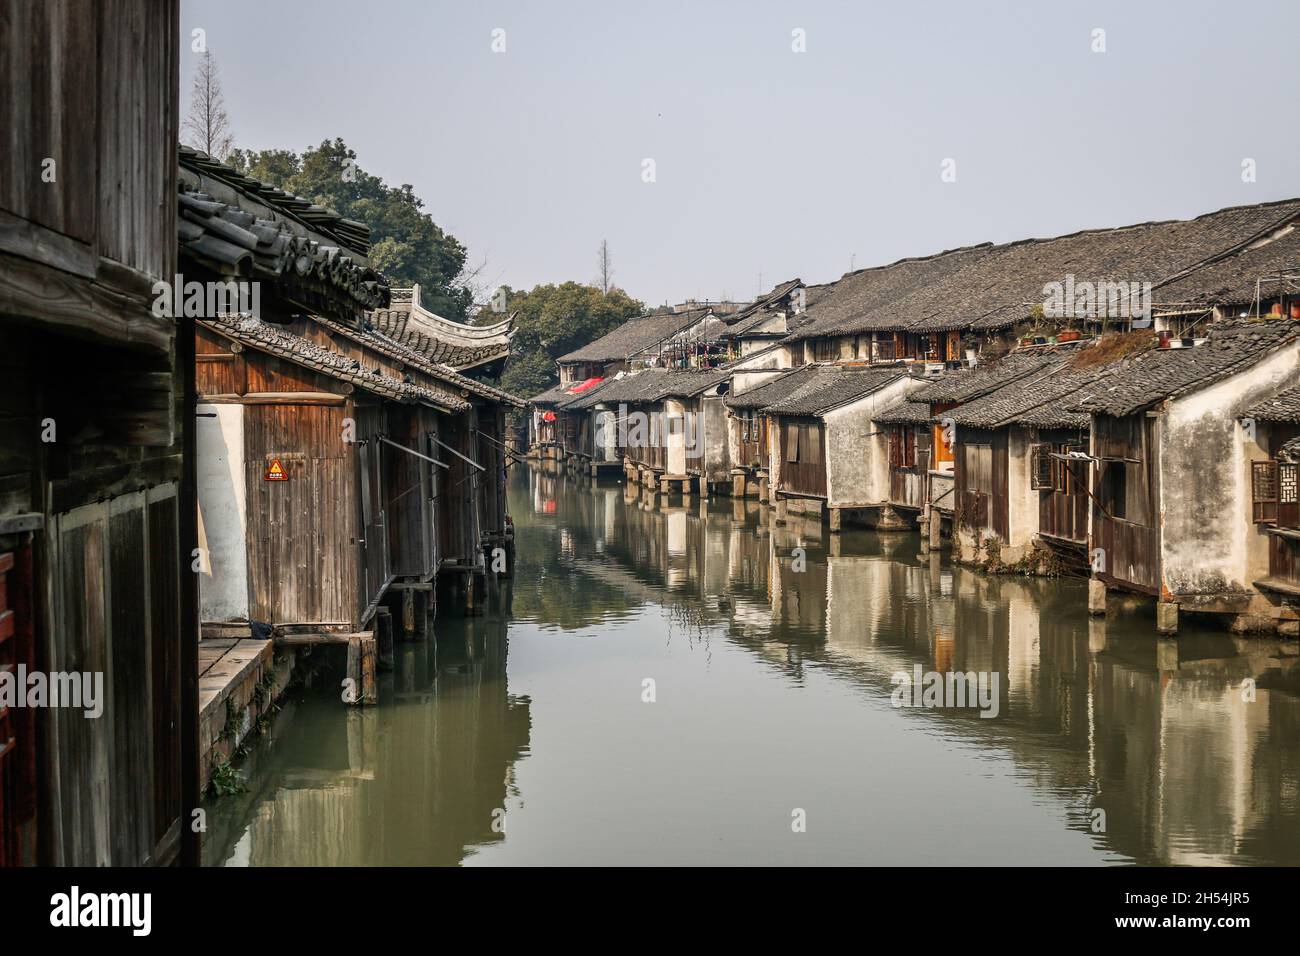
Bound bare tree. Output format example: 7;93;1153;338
595;239;614;294
182;50;234;160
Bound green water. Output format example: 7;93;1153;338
204;467;1300;866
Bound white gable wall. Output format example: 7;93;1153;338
823;377;917;507
1160;340;1300;600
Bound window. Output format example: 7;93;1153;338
1253;459;1279;524
890;426;916;468
1030;444;1052;490
814;338;838;362
1101;460;1128;521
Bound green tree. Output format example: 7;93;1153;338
229;138;472;319
497;282;644;398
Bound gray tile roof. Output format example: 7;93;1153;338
313;313;524;408
370;301;510;371
786;199;1300;341
180;145;373;253
557;309;711;364
199;314;470;413
873;400;934;425
717;279;803;340
1155;227;1300;310
944;363;1111;429
1244;383;1300;423
764;366;907;417
1071;318;1300;417
909;345;1080;404
724;365;825;410
786;245;993;341
177;181;390;324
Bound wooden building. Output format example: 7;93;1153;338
759;366;913;530
195;314;468;635
871;401;935;515
1241;386;1300;606
1073;319;1300;632
0;0;195;865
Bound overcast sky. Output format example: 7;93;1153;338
180;0;1300;308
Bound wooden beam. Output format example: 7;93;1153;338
273;631;372;646
0;249;173;354
198;392;348;406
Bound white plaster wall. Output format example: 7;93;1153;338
1160;340;1300;598
700;395;729;481
823;377;916;507
1007;426;1036;548
665;398;687;475
595;409;616;461
197;403;249;622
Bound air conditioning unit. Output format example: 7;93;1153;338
923;363;945;378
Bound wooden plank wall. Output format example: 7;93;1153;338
1037;428;1089;544
45;485;180;865
244;401;360;628
384;405;434;579
955;427;1008;540
778;417;827;497
1092;413;1161;594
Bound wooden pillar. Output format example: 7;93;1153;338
376;607;394;671
347;634;378;705
1088;577;1107;616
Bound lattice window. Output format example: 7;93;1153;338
1252;459;1279;524
1281;462;1297;504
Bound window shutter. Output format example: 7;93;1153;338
1252;460;1279;523
889;428;901;467
806;425;821;465
1030;445;1053;490
786;423;799;462
904;428;916;467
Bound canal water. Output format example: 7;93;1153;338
204;467;1300;866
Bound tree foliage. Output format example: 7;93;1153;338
497;282;644;398
228;138;472;319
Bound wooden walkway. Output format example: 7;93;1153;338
198;638;275;792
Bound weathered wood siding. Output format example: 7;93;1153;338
1037;428;1089;544
0;0;178;351
889;426;930;510
384;405;435;580
778;417;827;498
44;485;180;865
243;402;362;627
954;428;1008;540
0;0;189;867
1092;413;1161;594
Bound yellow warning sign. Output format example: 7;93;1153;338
264;458;288;481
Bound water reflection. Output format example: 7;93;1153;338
208;467;1300;866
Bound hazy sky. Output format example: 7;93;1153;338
180;0;1300;308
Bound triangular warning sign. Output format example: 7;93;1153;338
265;458;288;481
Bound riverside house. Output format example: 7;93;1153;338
0;0;194;866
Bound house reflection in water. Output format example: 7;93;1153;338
206;612;531;867
208;467;1300;865
532;469;1300;866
